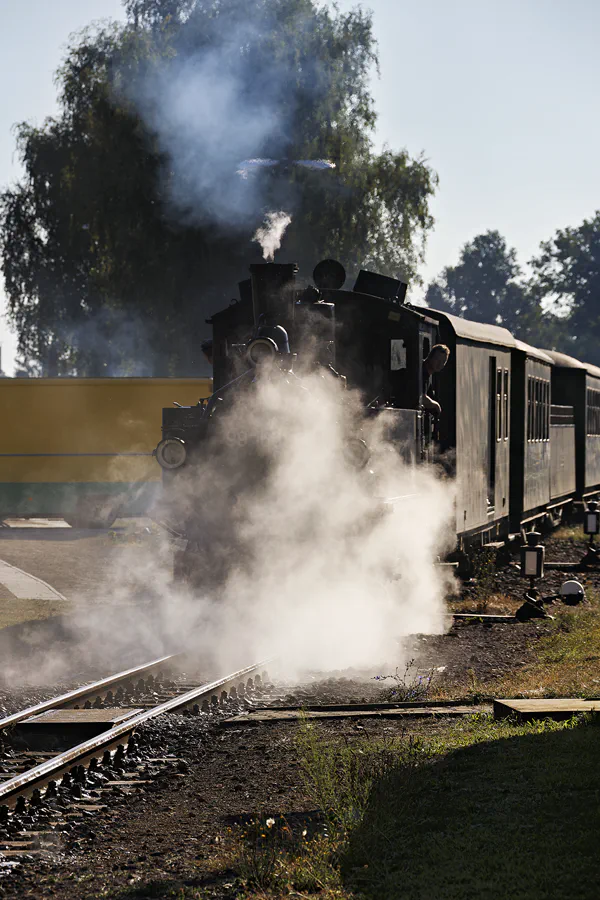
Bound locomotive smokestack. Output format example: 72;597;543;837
249;263;298;327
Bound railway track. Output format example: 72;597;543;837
0;657;271;864
0;653;182;733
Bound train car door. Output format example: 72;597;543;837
487;358;498;513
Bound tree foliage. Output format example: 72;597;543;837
530;211;600;365
425;223;597;356
424;230;539;337
0;0;437;375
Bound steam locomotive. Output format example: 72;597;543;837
154;258;600;580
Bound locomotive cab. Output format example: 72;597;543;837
207;262;437;404
326;281;438;464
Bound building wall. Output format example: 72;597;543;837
0;378;212;517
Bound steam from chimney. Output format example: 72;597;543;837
252;211;292;261
123;16;296;230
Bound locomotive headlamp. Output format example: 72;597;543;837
344;438;371;470
520;531;545;580
247;336;278;367
155;437;187;470
584;500;600;536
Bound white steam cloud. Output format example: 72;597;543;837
126;18;292;228
252;211;292;262
120;368;455;677
204;371;456;673
0;371;456;688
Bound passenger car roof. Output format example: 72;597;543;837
514;340;554;365
424;309;516;348
542;349;600;379
542;350;587;370
585;362;600;379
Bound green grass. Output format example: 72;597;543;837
552;523;585;542
341;716;600;899
494;590;600;698
234;715;600;899
0;597;71;631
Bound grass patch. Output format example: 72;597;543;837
494;591;600;698
231;728;435;897
341;715;600;899
232;815;341;896
0;598;70;631
449;591;522;616
446;589;600;701
234;714;600;899
552;523;585;542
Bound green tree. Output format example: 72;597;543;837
424;230;541;338
0;0;437;376
422;280;453;314
530;211;600;365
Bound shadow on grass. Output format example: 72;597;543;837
108;881;190;899
342;721;600;900
104;873;238;899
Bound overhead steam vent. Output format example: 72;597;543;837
249;263;298;326
313;259;346;291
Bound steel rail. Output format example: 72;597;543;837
0;654;180;732
0;659;269;808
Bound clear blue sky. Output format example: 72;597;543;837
1;0;599;373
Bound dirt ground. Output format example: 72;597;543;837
0;520;182;687
0;711;467;900
0;519;171;604
0;525;599;897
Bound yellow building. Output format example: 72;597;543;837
0;378;212;526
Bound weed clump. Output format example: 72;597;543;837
374;657;436;702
